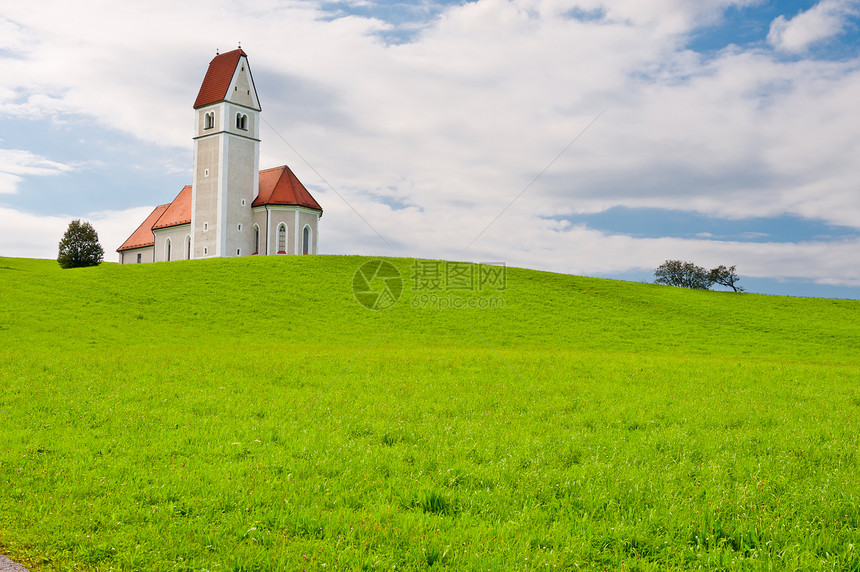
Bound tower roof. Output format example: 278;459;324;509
253;165;323;212
193;48;249;109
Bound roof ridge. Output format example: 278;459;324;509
259;165;286;173
214;47;247;60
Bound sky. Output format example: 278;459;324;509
1;0;859;298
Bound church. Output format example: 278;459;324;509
117;48;322;263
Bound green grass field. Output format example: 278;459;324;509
0;255;858;571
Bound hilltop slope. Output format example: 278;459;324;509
0;255;856;363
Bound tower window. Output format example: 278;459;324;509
204;222;208;232
204;247;208;255
241;199;246;206
237;248;241;256
236;113;248;130
204;111;215;129
237;224;242;231
204;168;209;177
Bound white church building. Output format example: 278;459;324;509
118;48;322;263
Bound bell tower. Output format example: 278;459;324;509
190;48;261;258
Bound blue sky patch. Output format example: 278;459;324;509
547;206;859;243
563;6;606;23
319;0;469;43
1;117;189;215
598;269;859;300
687;1;860;59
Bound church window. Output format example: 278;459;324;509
278;224;286;254
204;111;215;129
254;225;260;254
237;248;241;256
236;113;248;130
136;253;141;263
185;235;191;260
204;247;208;255
166;238;172;262
238;224;242;231
302;225;310;255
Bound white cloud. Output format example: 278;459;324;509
768;0;860;52
0;149;76;194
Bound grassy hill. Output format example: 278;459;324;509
0;255;857;570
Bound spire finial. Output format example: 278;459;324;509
216;48;220;55
238;42;242;49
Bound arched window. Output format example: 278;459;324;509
185;235;191;260
302;225;310;255
236;113;248;131
253;225;260;254
165;238;171;262
277;224;286;254
204;111;215;129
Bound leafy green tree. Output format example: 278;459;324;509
654;259;712;289
709;264;744;292
57;219;104;269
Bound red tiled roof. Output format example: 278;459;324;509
117;204;169;252
193;48;247;109
253;165;323;212
152;186;192;230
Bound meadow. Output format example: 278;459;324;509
0;255;857;570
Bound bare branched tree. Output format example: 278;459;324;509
709;265;744;292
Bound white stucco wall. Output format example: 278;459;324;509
191;133;220;258
118;246;154;264
223;134;257;257
265;206;320;255
153;224;192;262
252;208;268;255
